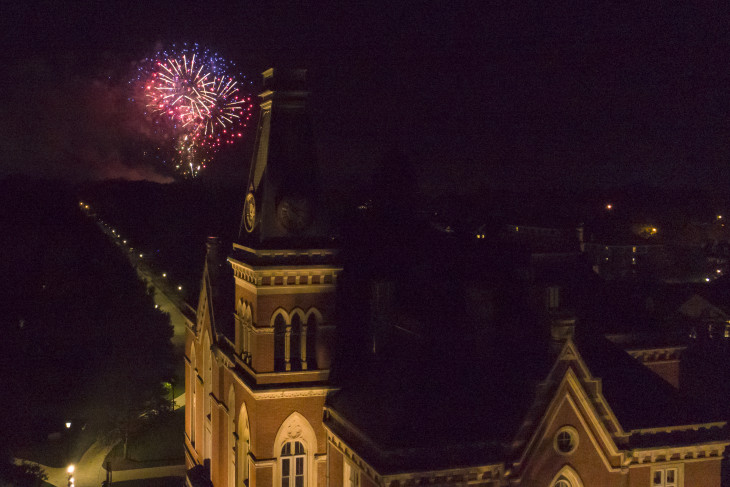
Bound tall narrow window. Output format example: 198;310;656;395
291;314;302;370
280;441;305;487
306;315;317;370
274;315;287;371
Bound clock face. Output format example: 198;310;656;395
243;192;256;232
276;197;312;233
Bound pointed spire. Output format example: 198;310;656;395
238;68;329;248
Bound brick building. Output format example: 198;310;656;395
185;69;729;487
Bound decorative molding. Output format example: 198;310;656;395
231;351;330;384
227;362;336;399
254;388;333;400
630;444;728;465
233;275;338;295
232;243;339;258
510;368;626;478
627;346;685;364
229;256;342;296
630;422;727;435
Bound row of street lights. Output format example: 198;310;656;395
79;201;186;296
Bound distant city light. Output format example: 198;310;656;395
706;278;711;282
139;254;143;258
606;204;613;210
65;422;71;429
67;465;74;474
155;304;159;309
718;215;723;220
162;273;167;277
123;240;127;244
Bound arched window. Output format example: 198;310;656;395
274;314;287;371
280;441;306;487
549;466;583;487
238;403;251;487
189;346;196;446
227;387;235;487
202;333;212;462
241;304;252;362
305;314;317;370
274;413;316;487
290;314;302;370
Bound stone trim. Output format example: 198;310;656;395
227;363;336;399
629;443;728;465
229;257;342;294
630;422;726;435
232;243;339;259
627;346;685;364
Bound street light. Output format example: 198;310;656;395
67;465;75;487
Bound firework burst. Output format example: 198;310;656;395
130;43;254;177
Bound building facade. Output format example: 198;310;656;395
185;69;729;487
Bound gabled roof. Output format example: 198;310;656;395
325;327;727;477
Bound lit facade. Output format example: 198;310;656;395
185;69;729;487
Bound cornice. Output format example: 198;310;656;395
628;441;728;465
226;360;336;400
229;256;342;295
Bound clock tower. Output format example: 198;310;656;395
239;68;328;246
183;68;341;487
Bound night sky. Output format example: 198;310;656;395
3;2;730;193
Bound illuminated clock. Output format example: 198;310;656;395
276;197;312;233
243;192;256;232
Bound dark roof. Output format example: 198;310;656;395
326;336;552;473
573;330;721;430
326;328;725;475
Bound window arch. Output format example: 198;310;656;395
227;386;235;487
549;465;583;487
305;313;318;370
189;345;196;446
272;308;321;372
274;412;317;487
202;332;212;462
290;311;304;370
274;313;288;371
241;303;253;362
238;402;251;487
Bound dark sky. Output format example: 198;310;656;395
3;1;730;193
